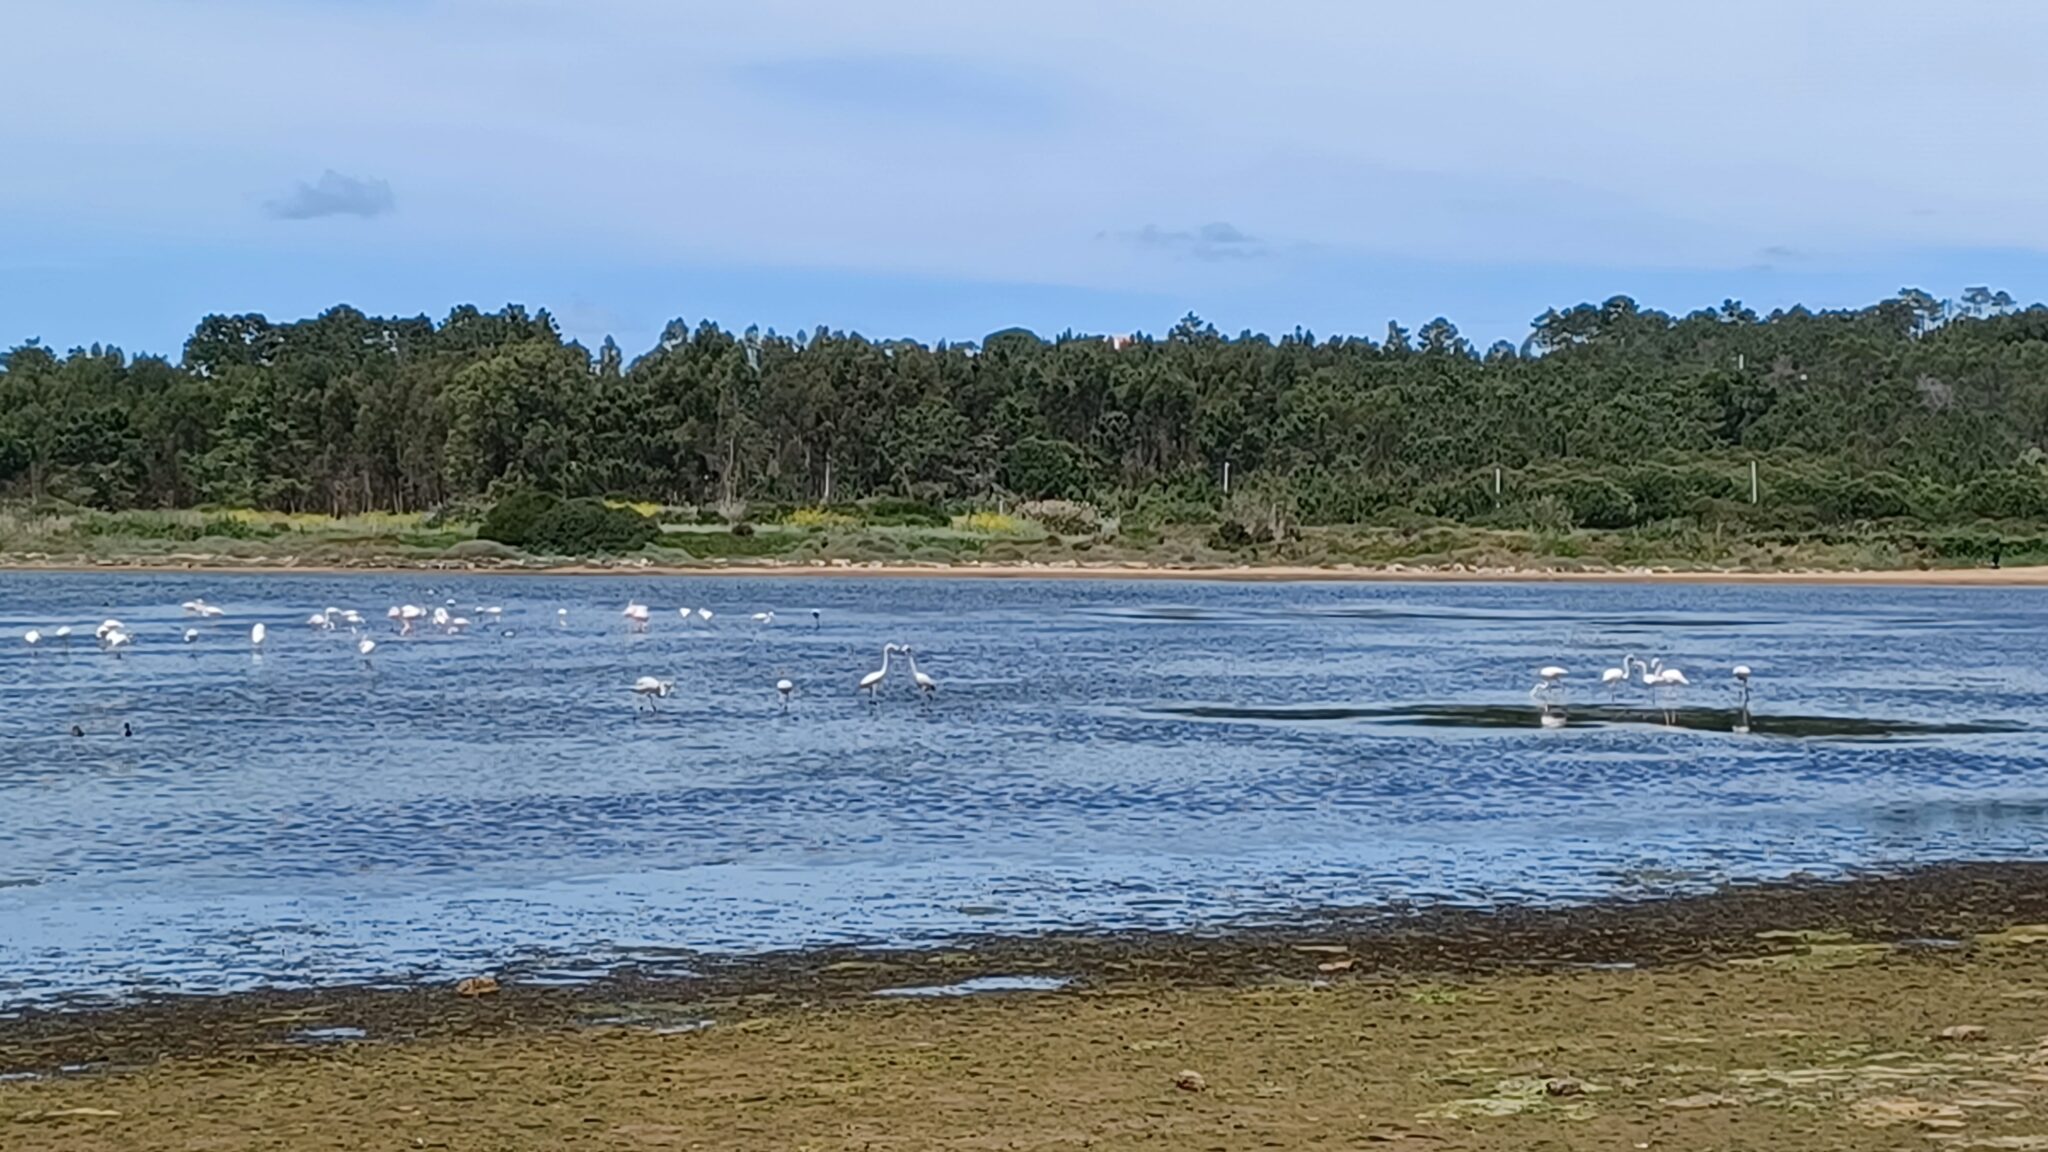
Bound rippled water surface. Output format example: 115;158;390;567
2;573;2045;1006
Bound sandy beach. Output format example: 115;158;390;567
3;556;2048;585
7;865;2048;1150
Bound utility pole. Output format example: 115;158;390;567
1750;460;1759;505
1494;466;1503;498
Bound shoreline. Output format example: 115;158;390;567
6;861;2045;1068
1;556;2045;585
8;862;2048;1150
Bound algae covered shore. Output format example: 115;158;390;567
7;865;2048;1150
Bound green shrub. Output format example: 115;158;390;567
1208;519;1270;550
1536;476;1638;529
476;489;561;548
861;498;949;527
1018;498;1102;536
525;498;658;555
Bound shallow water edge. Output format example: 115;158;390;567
5;860;2045;1075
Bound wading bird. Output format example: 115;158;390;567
23;629;39;650
183;628;199;644
1531;665;1568;727
358;637;377;665
250;622;267;650
631;676;675;710
623;603;651;633
1601;655;1632;699
1636;658;1689;725
903;646;938;699
777;679;795;711
1732;665;1754;734
859;644;898;701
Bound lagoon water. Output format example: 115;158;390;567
1;573;2044;1008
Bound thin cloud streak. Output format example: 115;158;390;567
266;171;395;221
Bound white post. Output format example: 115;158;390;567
1223;460;1231;495
1494;466;1502;497
1750;460;1759;505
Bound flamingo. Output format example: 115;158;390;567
431;606;451;631
358;637;377;665
631;676;675;710
696;608;713;623
752;611;775;626
181;598;223;618
53;626;71;645
183;627;199;644
250;622;267;650
557;607;568;627
23;629;40;651
902;645;938;698
1531;665;1568;726
103;629;132;657
859;644;898;701
95;619;125;644
1732;665;1754;734
307;611;332;630
623;602;651;633
810;609;821;629
1638;658;1689;725
1600;655;1632;699
777;678;795;711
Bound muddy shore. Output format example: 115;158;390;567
7;864;2048;1148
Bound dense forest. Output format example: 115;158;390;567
7;287;2048;535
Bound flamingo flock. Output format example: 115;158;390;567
18;594;946;725
1531;654;1754;730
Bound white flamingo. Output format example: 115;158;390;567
1637;658;1689;725
1732;665;1754;734
95;619;125;644
1600;655;1632;699
432;606;451;631
23;629;40;651
183;627;199;644
307;611;332;630
103;629;133;657
902;645;938;699
181;599;224;618
623;602;651;633
777;678;795;711
631;676;675;710
53;626;71;645
358;637;377;665
859;644;898;701
752;611;775;626
696;608;713;624
250;622;267;650
1531;665;1568;726
557;608;568;627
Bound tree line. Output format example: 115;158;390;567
6;287;2048;530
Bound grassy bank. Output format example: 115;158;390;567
7;865;2048;1150
0;502;2040;576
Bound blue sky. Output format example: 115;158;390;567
8;0;2048;359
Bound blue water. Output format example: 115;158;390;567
0;573;2044;1008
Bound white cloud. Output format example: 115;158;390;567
5;0;2048;288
